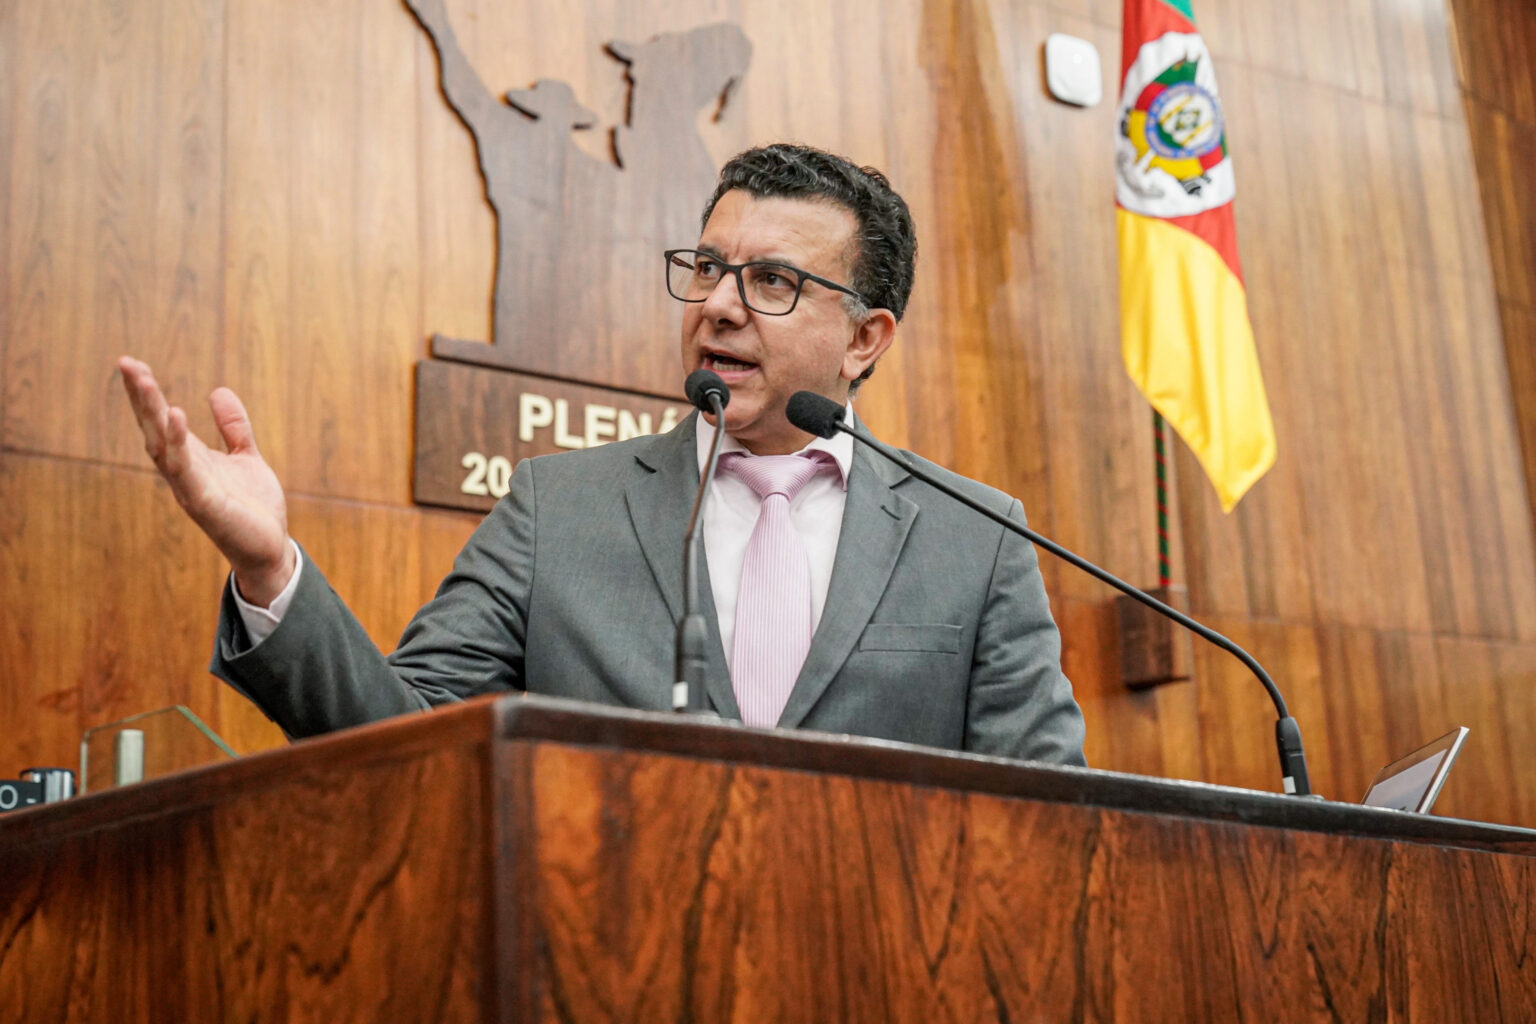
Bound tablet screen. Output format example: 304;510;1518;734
1362;727;1469;813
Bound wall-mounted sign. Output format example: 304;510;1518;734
414;361;687;512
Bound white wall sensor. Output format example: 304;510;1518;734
1045;33;1103;107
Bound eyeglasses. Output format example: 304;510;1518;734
664;249;870;316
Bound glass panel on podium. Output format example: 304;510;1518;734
79;706;237;794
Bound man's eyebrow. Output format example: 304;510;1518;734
694;243;800;267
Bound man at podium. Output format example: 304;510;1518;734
118;143;1085;766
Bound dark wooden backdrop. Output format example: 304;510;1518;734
2;0;1532;825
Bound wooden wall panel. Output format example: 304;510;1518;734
1455;0;1536;541
1087;609;1536;823
1504;300;1536;515
1061;596;1205;783
1452;0;1536;125
0;0;13;448
914;0;1040;495
223;0;421;506
1314;627;1447;807
0;454;282;769
1170;620;1536;823
1187;618;1332;797
1466;101;1536;311
2;0;1535;829
1004;5;1161;598
1440;0;1536;828
1201;0;1462;118
1427;637;1536;827
2;0;224;464
0;449;485;767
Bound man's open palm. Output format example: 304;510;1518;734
118;356;296;606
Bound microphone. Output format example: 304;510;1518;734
785;390;1313;797
684;370;730;413
784;391;846;439
674;370;731;713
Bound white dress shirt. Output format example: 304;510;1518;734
236;412;857;657
233;537;304;645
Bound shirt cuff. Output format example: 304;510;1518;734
231;539;304;648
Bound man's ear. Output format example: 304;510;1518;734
842;309;897;382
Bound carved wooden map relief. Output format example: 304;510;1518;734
405;0;752;510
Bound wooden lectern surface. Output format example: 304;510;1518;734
1;694;1532;1022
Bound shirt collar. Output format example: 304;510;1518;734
694;404;855;490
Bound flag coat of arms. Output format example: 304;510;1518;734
1117;0;1275;512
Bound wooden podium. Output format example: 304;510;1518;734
2;694;1533;1022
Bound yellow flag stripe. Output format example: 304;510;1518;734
1118;208;1276;512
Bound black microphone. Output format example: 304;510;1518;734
674;370;731;713
785;390;1313;797
684;370;730;414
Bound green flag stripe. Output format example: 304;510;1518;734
1153;59;1199;88
1160;0;1197;24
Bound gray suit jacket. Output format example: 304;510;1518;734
212;414;1086;764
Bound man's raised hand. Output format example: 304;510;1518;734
117;356;296;607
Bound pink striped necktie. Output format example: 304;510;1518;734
722;451;834;727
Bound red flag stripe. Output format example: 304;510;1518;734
1120;0;1198;80
1134;81;1168;111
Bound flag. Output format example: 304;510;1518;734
1116;0;1275;512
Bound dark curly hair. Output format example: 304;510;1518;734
701;144;918;325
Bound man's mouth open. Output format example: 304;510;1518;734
704;353;759;376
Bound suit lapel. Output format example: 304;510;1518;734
776;425;917;729
625;413;740;719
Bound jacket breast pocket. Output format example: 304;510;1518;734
857;623;962;654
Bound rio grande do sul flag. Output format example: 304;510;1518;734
1117;0;1275;512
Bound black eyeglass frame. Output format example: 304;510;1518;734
663;248;872;316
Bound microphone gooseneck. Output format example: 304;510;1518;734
674;371;731;713
786;390;1313;797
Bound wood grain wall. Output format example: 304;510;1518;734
1452;0;1536;546
1;0;1531;824
1442;0;1536;828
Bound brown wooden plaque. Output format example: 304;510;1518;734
1115;584;1195;688
413;359;688;512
